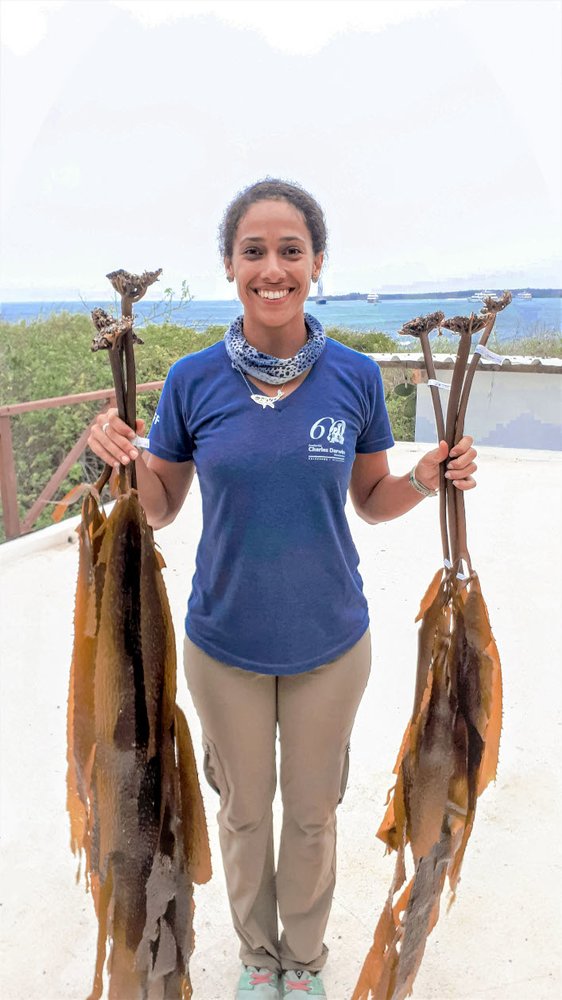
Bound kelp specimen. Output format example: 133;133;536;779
64;270;211;1000
352;292;511;1000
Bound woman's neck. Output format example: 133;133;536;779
242;314;308;358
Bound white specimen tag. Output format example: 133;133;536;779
475;344;504;363
456;558;470;581
427;379;451;391
132;435;150;449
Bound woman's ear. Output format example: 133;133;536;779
312;251;324;282
225;259;234;282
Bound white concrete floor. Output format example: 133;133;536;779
1;442;561;1000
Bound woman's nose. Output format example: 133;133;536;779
260;253;285;281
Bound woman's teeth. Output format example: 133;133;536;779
256;289;291;300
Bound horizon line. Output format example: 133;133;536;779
2;286;561;304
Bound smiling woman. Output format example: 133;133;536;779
86;177;478;1000
224;199;323;355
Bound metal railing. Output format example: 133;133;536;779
0;381;164;540
2;352;559;541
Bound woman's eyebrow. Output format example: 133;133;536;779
239;235;306;244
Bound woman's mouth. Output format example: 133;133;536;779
254;288;293;301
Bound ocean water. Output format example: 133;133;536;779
1;296;560;343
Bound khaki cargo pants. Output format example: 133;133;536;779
183;629;371;973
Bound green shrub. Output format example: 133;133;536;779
325;326;397;353
1;312;559;541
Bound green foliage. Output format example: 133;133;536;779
325;326;397;353
140;278;193;326
491;332;562;358
384;386;416;443
0;313;227;541
1;311;559;542
402;329;562;358
381;367;416;443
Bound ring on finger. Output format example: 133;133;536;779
102;422;110;435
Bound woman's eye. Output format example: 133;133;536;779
241;246;302;258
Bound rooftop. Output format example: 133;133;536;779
1;441;560;1000
372;352;562;375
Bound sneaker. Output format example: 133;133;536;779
281;970;327;997
236;965;281;998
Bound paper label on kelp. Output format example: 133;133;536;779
132;435;150;449
474;344;504;363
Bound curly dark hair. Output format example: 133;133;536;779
219;178;328;259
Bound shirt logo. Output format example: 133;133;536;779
308;417;346;462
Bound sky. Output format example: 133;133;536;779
1;0;561;301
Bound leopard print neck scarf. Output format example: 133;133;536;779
224;312;326;385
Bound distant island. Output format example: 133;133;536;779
307;288;561;301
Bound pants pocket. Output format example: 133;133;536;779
338;742;351;804
203;738;229;798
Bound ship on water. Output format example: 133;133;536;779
469;289;532;303
468;290;496;302
316;278;327;304
367;291;379;303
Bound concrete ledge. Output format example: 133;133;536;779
1;441;561;999
0;511;82;565
0;501;116;566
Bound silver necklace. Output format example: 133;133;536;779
233;365;285;409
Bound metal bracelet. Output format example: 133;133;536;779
409;466;438;498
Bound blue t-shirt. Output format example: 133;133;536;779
148;336;394;675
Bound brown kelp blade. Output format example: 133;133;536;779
352;570;502;1000
175;705;213;885
67;489;211;999
354;294;507;999
67;492;106;872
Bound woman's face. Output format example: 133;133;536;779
225;199;323;332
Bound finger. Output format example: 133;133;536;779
87;429;122;467
445;462;477;480
447;447;477;471
97;410;136;440
91;421;139;466
95;406;118;425
452;475;476;491
98;411;139;451
420;440;449;469
450;435;474;457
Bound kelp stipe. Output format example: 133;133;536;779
65;270;211;999
352;293;510;1000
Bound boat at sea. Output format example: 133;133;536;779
517;291;532;300
316;278;327;304
367;291;379;303
468;290;496;303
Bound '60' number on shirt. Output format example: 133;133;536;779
309;417;346;445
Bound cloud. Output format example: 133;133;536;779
1;0;66;56
111;0;465;55
1;1;560;299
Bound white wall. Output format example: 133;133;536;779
415;370;562;450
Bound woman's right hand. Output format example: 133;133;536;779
88;408;146;467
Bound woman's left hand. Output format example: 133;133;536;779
415;436;478;493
